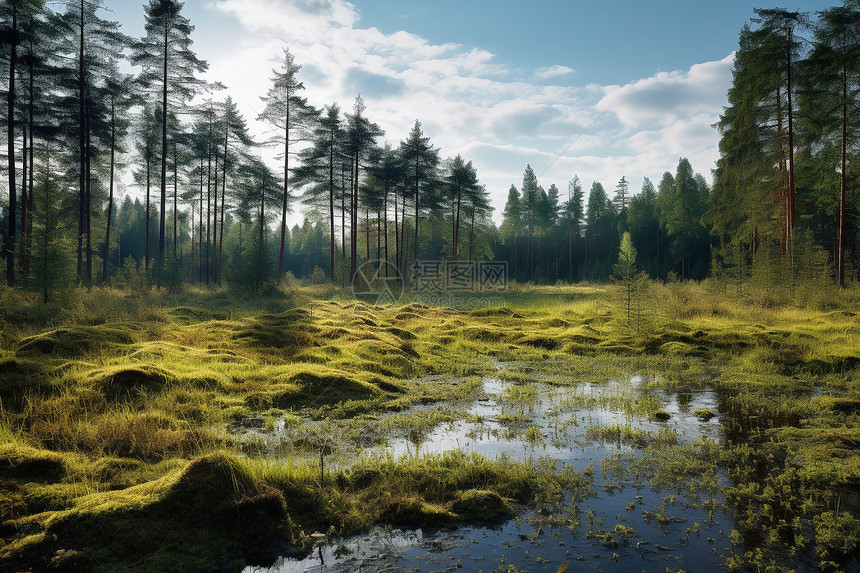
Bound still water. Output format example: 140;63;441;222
245;371;733;573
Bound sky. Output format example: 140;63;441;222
105;0;835;223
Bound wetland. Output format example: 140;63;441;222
1;281;859;572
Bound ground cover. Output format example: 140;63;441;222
0;281;858;572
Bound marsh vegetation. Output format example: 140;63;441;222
0;280;859;572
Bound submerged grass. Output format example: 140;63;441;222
0;280;858;571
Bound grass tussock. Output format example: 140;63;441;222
0;280;858;571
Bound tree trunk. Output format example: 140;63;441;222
104;99;116;283
838;61;847;287
453;181;462;262
279;113;289;278
206;118;213;284
383;184;389;276
198;155;204;282
77;0;85;280
145;145;151;271
413;160;419;282
25;57;34;278
19;125;27;279
328;135;335;282
85;102;93;287
394;191;399;273
341;162;346;287
212;152;219;283
219;146;227;287
469;207;475;263
786;30;795;257
159;21;169;260
173;141;178;262
350;154;358;282
6;0;18;285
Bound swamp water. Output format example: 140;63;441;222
243;367;737;573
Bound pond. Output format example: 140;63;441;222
243;365;736;573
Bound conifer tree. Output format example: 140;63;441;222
133;0;207;263
258;48;316;279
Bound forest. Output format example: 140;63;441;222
2;3;860;573
1;2;856;297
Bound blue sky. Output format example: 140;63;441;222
106;0;835;221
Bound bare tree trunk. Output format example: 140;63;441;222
19;125;27;279
383;185;389;276
76;0;84;281
213;152;218;283
173;141;178;262
198;156;204;282
393;191;399;274
328;138;335;282
413;161;419;281
6;0;17;285
159;22;168;260
146;145;151;271
838;62;847;287
205;120;212;284
219;150;227;287
25;60;34;278
279;116;289;278
786;30;796;258
341;161;347;286
85;103;93;287
103;99;116;283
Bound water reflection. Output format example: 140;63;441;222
244;370;733;573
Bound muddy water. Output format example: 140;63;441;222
245;371;734;573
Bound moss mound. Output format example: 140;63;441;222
377;496;452;528
162;455;268;516
29;455;297;571
89;365;173;401
450;489;514;523
16;326;134;357
0;444;66;482
831;398;860;414
0;358;50;404
288;371;380;403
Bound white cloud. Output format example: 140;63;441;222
206;0;730;222
534;65;575;80
595;54;733;129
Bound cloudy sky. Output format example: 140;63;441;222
106;0;831;222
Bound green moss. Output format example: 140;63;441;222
15;325;135;357
2;282;860;572
88;364;173;401
0;444;67;483
693;408;716;421
451;489;515;523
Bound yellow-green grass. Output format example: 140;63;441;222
0;280;858;571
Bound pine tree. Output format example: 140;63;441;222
612;232;639;327
521;164;539;276
612;176;630;212
560;176;584;280
446;154;479;262
807;3;860;286
133;0;207;264
399;120;437;278
258;48;316;279
627;177;660;278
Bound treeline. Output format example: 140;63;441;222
0;0;493;299
497;160;711;283
1;2;858;301
499;3;860;288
